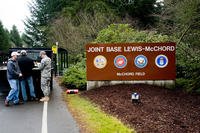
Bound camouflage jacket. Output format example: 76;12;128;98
38;55;51;78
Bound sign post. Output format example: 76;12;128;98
52;42;60;76
56;42;59;76
52;43;59;76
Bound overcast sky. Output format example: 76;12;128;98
0;0;32;33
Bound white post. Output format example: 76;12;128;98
56;42;59;76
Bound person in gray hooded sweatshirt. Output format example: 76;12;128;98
5;52;23;106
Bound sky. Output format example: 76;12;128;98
0;0;32;33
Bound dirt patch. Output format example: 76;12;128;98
81;84;200;133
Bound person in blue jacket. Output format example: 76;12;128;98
5;52;23;106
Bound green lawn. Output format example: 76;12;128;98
64;94;135;133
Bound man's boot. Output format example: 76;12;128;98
44;96;49;101
40;96;49;102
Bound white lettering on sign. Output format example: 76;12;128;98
117;72;135;76
87;45;175;53
124;46;142;52
135;72;145;76
87;47;104;52
116;72;145;76
106;46;122;52
145;46;175;52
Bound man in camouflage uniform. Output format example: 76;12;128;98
38;51;51;102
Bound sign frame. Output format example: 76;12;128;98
86;43;176;81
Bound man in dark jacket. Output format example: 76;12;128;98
18;50;37;101
5;52;22;106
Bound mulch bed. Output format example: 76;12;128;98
81;84;200;133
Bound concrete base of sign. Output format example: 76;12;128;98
87;80;175;90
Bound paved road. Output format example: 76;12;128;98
0;79;80;133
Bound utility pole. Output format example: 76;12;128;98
56;42;59;76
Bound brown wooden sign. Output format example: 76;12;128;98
86;43;176;80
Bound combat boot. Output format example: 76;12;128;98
40;96;49;102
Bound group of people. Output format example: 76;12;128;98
4;50;52;106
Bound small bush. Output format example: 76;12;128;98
176;78;190;89
62;55;86;90
175;78;197;93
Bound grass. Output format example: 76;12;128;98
63;93;135;133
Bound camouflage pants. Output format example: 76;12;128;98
41;77;51;96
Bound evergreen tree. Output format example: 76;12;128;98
0;21;10;51
24;0;67;47
10;25;22;47
21;33;31;47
